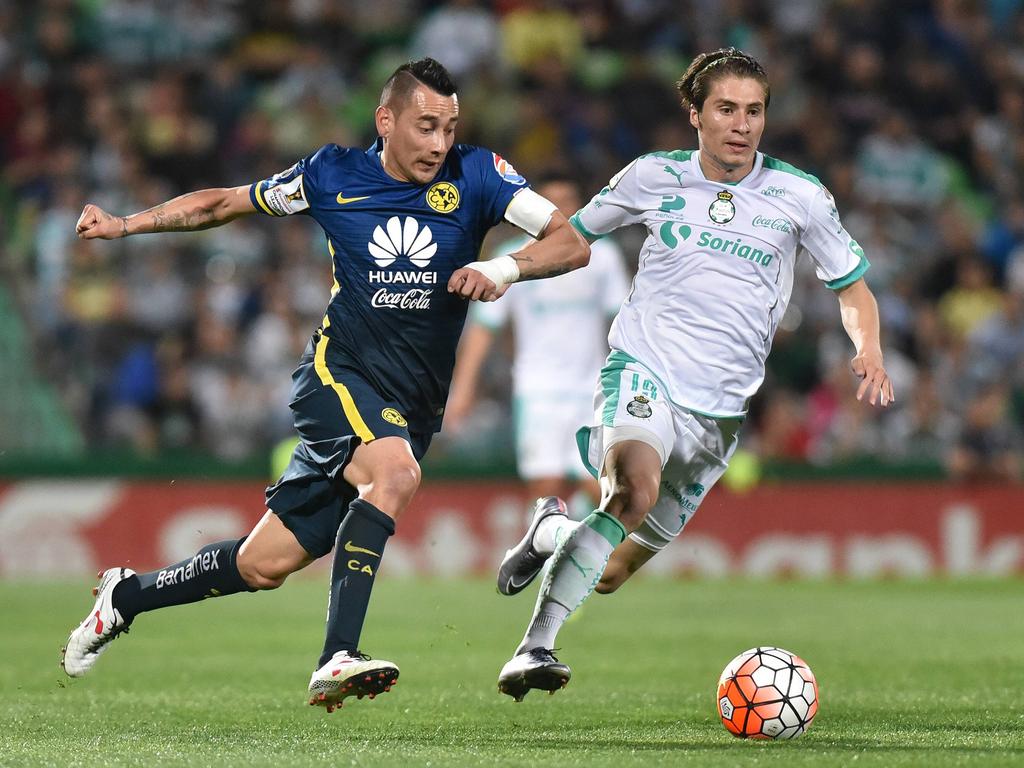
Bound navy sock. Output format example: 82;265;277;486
318;499;395;667
113;538;255;623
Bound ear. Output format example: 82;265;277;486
375;105;393;139
689;106;700;131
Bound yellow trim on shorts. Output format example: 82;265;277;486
313;332;375;442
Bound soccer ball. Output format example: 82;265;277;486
717;646;818;739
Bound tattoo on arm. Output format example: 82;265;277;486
510;253;572;281
150;204;218;232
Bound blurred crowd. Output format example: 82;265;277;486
1;0;1023;480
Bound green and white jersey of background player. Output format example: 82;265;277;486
569;149;870;551
470;234;628;480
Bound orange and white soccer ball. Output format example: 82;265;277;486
717;646;818;739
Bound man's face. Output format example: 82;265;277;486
689;75;766;180
376;85;459;185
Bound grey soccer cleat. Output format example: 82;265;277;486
61;567;136;677
498;648;571;702
497;496;568;596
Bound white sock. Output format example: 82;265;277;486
517;511;626;654
534;515;580;556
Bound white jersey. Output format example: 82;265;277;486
471;234;629;397
571;150;868;417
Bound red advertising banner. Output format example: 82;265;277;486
0;480;1020;578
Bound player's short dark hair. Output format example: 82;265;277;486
676;47;769;113
380;57;458;112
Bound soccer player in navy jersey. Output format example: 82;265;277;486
62;58;589;712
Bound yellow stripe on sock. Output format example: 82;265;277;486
313;332;375;442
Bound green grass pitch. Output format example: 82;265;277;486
4;576;1023;767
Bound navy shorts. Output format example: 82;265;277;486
266;333;432;559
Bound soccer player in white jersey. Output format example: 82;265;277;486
495;47;895;701
446;176;629;529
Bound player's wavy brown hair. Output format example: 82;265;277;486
676;47;769;114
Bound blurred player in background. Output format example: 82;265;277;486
61;57;589;712
446;174;629;523
495;47;895;701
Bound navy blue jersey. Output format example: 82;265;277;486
250;140;529;433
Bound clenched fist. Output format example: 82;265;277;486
76;204;127;239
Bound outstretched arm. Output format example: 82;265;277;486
447;211;590;301
76;185;257;239
836;278;894;407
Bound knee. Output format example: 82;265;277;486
374;461;421;512
237;556;293;590
604;476;658;531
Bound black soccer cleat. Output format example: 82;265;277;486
498;648;571;702
497;496;568;596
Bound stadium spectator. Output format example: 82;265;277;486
887;370;958;464
947;381;1023;483
409;0;500;81
0;0;1022;480
938;257;1004;342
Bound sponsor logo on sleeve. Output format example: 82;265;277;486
491;153;526;185
821;185;843;231
264;175;309;215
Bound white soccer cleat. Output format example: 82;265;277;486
497;496;568;596
307;650;399;713
61;567;135;678
498;648;571;702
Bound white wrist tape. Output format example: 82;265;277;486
464;255;520;290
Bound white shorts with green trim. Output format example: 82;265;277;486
575;355;742;552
